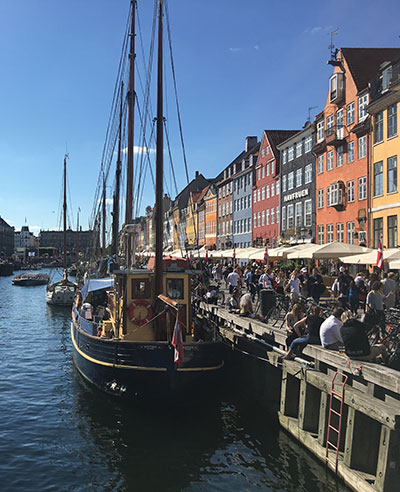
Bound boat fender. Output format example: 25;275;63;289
128;300;152;326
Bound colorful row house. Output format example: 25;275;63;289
314;48;400;247
368;56;400;249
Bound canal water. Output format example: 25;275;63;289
0;269;350;492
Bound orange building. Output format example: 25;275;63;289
314;48;400;246
204;185;217;249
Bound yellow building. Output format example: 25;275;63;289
172;206;180;251
368;58;400;249
185;193;196;249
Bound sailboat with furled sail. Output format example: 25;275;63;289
46;154;78;306
71;0;224;400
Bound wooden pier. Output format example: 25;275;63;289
198;303;400;492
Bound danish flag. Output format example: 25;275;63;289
376;236;384;269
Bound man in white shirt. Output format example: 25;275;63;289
320;307;345;350
227;269;240;294
285;270;301;301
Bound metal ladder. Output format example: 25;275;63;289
325;371;348;473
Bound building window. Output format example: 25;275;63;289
266;164;270;176
271;208;275;224
296;141;302;157
276;206;280;225
266;185;270;198
347;222;355;244
257;212;261;228
304;163;312;184
261;149;265;158
266;145;270;154
347;102;355;125
374;161;384;196
288;172;294;190
304;200;312;227
326;114;334;135
288;146;294;161
271;160;275;174
257;189;261;201
347;180;355;202
253;191;257;203
261;187;265;200
358;135;366;160
358;176;367;200
317;120;324;142
318;155;324;174
271;182;275;196
276;181;280;195
281;206;286;231
327;224;334;242
287;204;294;229
359;93;369;121
388;104;397;138
253;213;257;227
261;210;265;226
261;166;265;179
373;218;383;249
248;217;251;232
305;135;312;153
318;225;324;244
336;109;344;139
347;141;355;163
388;215;398;248
374;111;384;144
266;209;270;225
318;189;324;209
336;223;344;242
296;168;302;187
282;175;287;192
295;202;302;227
337;146;344;167
327;182;344;207
282;150;287;165
327;150;334;170
388;156;398;193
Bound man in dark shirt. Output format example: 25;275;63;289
307;267;325;303
340;317;387;363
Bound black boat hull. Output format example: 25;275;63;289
71;320;224;401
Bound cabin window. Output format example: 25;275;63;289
167;278;184;300
132;279;150;299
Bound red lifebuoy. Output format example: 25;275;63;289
128;299;152;326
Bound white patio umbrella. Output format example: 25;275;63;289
275;244;307;258
312;242;371;260
388;259;400;269
286;243;323;260
340;248;400;265
235;247;259;259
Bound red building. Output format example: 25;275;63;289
252;130;297;247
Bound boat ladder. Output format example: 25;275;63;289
325;371;348;473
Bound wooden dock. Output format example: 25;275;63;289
198;303;400;492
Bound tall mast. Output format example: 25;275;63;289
112;81;124;257
154;0;164;295
76;207;80;261
125;0;136;267
63;155;67;274
102;174;106;256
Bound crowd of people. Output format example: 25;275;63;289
195;259;400;367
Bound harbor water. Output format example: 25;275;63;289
0;269;350;492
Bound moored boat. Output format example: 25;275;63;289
71;0;224;401
12;273;49;286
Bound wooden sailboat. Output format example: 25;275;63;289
46;155;78;306
71;0;224;400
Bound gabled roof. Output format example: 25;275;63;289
0;217;13;229
262;130;298;157
341;48;400;92
191;185;210;204
173;173;211;209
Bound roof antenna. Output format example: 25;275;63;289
308;106;318;122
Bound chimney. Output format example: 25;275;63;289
195;170;199;179
245;136;257;152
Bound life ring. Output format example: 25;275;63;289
128;299;152;326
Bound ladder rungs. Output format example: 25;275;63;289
328;425;339;433
327;442;338;450
332;391;343;398
330;409;341;417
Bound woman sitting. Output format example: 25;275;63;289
284;304;304;350
283;305;324;359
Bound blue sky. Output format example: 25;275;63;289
1;0;400;238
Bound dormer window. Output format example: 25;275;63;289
382;66;393;92
329;73;344;102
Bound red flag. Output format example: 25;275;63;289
205;249;208;261
172;313;184;366
376;236;384;269
233;247;236;265
264;245;268;265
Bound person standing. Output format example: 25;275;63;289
285;269;301;302
307;267;325;303
382;272;398;309
227;268;240;294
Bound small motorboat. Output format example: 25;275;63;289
12;273;50;286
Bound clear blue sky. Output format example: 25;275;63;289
1;0;399;237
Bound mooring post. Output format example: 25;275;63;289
375;427;400;492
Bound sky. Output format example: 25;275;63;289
1;0;400;238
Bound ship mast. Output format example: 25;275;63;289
124;0;136;268
154;0;164;295
112;81;124;257
102;174;106;256
63;154;67;277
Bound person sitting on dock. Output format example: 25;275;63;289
283;305;324;359
340;312;388;364
319;306;345;350
284;304;304;349
228;287;240;312
239;293;265;321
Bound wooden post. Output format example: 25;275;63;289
280;369;300;418
318;392;329;446
298;380;321;433
375;427;400;492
